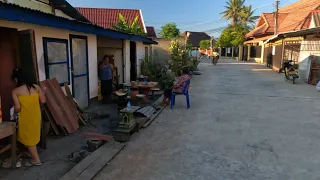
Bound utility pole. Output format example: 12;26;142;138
274;0;280;35
210;36;214;53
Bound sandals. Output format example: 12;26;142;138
25;160;41;167
1;158;22;168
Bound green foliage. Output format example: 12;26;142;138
216;24;249;47
113;13;146;36
187;57;200;72
140;56;175;89
221;0;245;25
239;5;259;25
219;0;259;46
169;39;189;76
186;40;193;50
160;23;180;39
169;39;198;76
199;40;211;50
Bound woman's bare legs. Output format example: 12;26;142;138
27;146;41;163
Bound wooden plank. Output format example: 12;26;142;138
0;122;14;139
10;122;16;169
44;80;73;132
64;82;73;100
50;79;78;133
0;144;11;154
143;105;165;128
81;133;113;141
43;105;60;136
64;82;86;126
40;80;66;129
59;141;125;180
75;141;124;180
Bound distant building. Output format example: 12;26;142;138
244;0;320;71
146;26;157;39
181;31;213;48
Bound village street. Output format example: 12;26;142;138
94;58;320;180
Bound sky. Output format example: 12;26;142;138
68;0;298;37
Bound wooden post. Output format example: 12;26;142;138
261;43;265;64
238;45;243;61
232;47;235;58
280;39;285;72
0;97;2;124
247;45;251;61
11;123;16;169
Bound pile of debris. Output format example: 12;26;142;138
40;78;86;135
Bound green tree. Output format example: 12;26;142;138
216;24;249;47
220;0;245;26
239;5;259;26
199;40;211;50
160;23;180;38
113;13;146;36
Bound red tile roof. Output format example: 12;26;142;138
146;26;157;38
246;0;320;38
76;7;146;33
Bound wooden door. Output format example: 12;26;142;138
0;27;18;121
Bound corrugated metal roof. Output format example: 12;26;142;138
0;2;157;44
76;8;146;33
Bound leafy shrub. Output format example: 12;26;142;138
141;56;175;89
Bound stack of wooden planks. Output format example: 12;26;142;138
40;79;86;135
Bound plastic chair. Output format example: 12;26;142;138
170;80;191;109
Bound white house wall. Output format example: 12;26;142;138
0;19;98;99
299;35;320;82
123;40;130;83
136;41;146;76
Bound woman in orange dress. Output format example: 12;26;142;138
12;69;46;166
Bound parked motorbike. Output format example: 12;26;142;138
283;60;299;84
212;55;219;65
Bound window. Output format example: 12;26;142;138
43;38;70;85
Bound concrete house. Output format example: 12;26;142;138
0;0;156;116
244;0;320;72
76;8;157;82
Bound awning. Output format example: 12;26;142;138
244;35;274;44
0;2;157;44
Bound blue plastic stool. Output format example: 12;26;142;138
170;80;191;109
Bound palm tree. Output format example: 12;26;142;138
239;5;259;26
221;0;245;26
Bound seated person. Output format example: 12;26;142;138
162;68;191;105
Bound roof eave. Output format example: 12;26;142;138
0;2;156;44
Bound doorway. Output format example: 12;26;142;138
0;27;37;120
19;30;39;83
130;41;137;81
242;46;248;61
70;35;89;108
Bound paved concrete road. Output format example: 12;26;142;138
95;58;320;180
